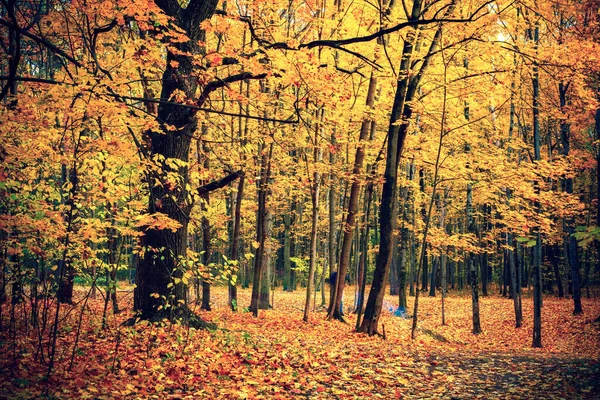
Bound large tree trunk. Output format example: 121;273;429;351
134;0;219;322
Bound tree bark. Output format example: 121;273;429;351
134;0;219;322
467;183;482;334
559;82;582;315
250;142;273;317
531;20;543;348
358;0;423;335
229;174;244;311
507;231;523;327
329;74;377;321
328;132;337;304
260;212;273;309
304;134;323;322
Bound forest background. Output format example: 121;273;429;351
1;0;600;398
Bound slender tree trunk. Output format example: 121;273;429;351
200;139;212;311
304;144;322;322
531;20;543;347
229;174;244;311
559;82;582;315
595;110;600;276
250;143;273;317
428;256;437;297
418;169;431;294
507;231;523;327
467;183;482;334
329;74;377;321
397;180;410;313
439;192;448;325
355;182;374;328
260;212;273;309
549;244;564;298
328;132;337;304
283;205;292;292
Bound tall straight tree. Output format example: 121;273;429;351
329;73;377;321
531;14;543;348
358;0;423;335
559;81;583;315
359;0;459;335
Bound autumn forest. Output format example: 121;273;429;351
1;0;600;398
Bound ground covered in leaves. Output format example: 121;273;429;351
1;286;599;399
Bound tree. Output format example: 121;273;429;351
133;0;262;322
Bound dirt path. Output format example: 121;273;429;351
407;352;600;399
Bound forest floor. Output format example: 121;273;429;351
1;285;599;399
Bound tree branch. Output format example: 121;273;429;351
0;18;83;68
106;94;299;124
197;170;244;196
0;75;75;85
198;71;268;106
154;0;181;18
239;0;493;52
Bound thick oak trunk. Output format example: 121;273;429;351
133;0;218;322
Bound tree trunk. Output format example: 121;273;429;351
549;244;564;298
260;212;273;309
428;256;437;297
200;139;212;311
397;180;410;313
595;110;600;278
531;20;543;348
467;183;482;334
419;169;429;293
329;74;377;321
250;143;273;317
304;144;322;322
134;0;219;322
439;192;448;325
559;82;582;315
283;206;292;291
328;132;337;304
229;174;244;311
355;182;374;328
507;232;523;328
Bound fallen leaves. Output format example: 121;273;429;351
1;286;599;399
